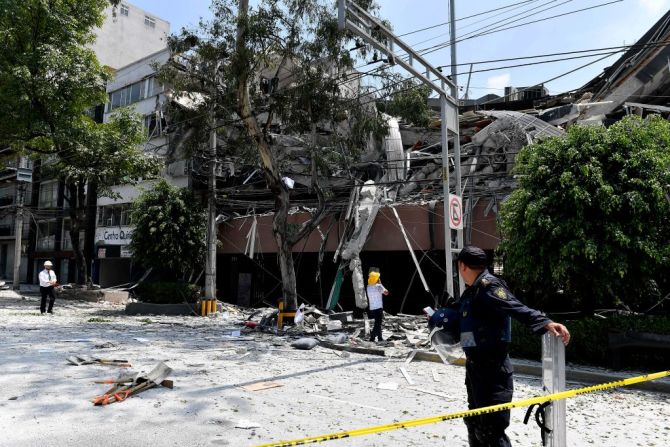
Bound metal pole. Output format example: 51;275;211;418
542;333;567;447
204;118;217;303
449;0;464;296
12;185;24;290
441;95;453;300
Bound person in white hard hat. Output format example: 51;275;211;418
39;261;58;314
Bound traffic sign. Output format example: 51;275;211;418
448;194;463;230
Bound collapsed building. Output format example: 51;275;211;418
215;109;564;314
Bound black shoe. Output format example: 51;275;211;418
47;310;53;314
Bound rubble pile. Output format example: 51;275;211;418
230;301;436;358
398;110;564;199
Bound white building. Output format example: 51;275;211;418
91;2;170;70
94;49;191;287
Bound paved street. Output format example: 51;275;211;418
1;292;669;447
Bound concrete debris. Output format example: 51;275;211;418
290;338;319;350
399;110;564;201
377;382;399;391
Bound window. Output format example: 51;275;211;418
144;16;156;28
144;113;163;137
107;77;159;112
36;220;57;251
120;4;129;16
38;181;58;208
97;204;132;227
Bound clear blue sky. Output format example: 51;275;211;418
130;0;670;98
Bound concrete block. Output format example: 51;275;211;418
101;290;129;305
125;302;199;316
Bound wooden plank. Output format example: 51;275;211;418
241;381;283;392
319;341;385;357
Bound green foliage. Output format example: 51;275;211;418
499;116;670;312
135;281;201;304
377;78;433;127
43;109;162;197
129;180;206;276
511;315;670;368
0;0;109;152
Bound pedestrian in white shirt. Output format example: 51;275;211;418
39;260;57;314
366;270;389;342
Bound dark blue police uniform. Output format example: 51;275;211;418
457;270;551;447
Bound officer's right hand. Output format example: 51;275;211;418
545;322;570;345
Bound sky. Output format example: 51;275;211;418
129;0;670;99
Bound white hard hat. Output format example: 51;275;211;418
44;261;53;267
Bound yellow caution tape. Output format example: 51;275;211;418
254;369;670;447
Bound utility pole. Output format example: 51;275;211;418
203;61;221;316
12;184;24;290
204;113;218;315
338;0;461;299
13;162;32;290
449;0;465;296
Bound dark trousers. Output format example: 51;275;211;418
463;353;514;447
40;286;56;313
369;308;383;341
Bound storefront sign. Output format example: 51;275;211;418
120;246;132;258
95;226;133;245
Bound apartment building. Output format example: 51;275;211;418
8;3;171;286
94;48;192;287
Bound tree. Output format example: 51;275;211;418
159;0;411;309
129;180;207;278
42;109;161;283
499;115;670;313
0;0;160;284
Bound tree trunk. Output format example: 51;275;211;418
84;182;98;284
67;183;88;286
236;0;297;310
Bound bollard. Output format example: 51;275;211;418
542;332;566;447
200;300;207;317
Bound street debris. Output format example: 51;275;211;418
67;355;131;367
91;362;173;406
290;337;319;350
241;381;283;392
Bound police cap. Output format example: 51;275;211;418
457;245;487;268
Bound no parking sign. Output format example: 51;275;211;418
448;194;463;230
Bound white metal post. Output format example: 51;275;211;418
542;333;567;447
441;95;454;299
449;0;464;296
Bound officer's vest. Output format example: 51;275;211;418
459;272;512;354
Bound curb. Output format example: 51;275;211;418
412;351;670;394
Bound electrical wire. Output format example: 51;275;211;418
398;0;540;37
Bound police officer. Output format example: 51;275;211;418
452;246;570;447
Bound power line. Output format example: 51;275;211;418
398;0;540;37
418;0;624;58
408;0;554;47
